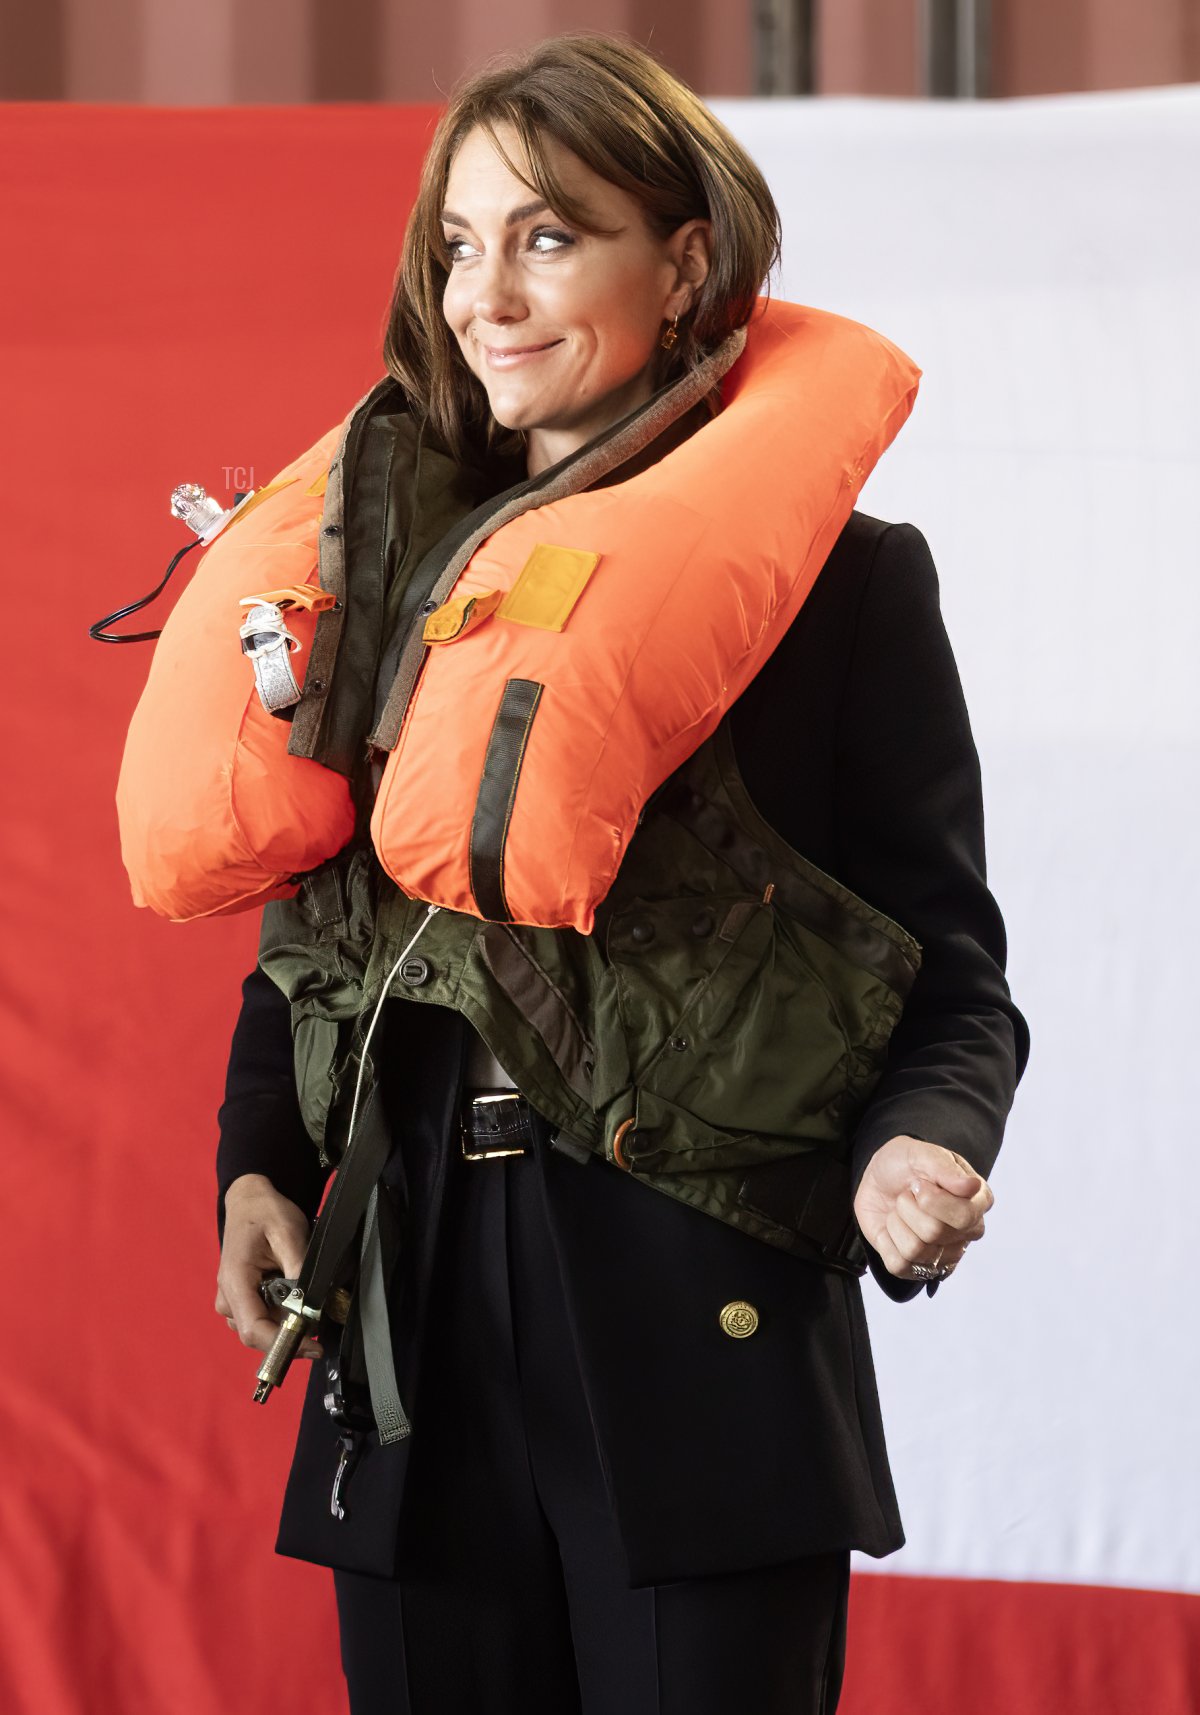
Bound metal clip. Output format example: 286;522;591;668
330;1428;363;1521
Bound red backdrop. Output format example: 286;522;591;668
2;101;1196;1715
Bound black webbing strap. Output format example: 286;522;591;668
357;1182;411;1443
736;1150;868;1275
468;677;545;922
296;1079;390;1308
295;1079;410;1443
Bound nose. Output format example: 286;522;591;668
469;251;528;330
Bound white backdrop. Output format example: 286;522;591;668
711;85;1200;1594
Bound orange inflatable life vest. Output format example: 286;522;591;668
116;425;357;920
116;298;920;928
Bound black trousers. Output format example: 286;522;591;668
333;1103;851;1714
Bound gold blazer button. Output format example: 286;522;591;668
719;1300;759;1338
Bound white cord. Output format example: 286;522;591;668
342;902;442;1157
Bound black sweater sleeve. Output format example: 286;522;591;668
834;522;1031;1299
215;965;332;1246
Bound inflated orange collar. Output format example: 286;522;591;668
117;298;920;926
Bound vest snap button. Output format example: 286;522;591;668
322;523;342;538
669;1035;688;1053
690;910;715;938
629;920;655;945
399;956;431;986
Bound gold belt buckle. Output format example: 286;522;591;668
460;1092;529;1161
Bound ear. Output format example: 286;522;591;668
666;218;713;317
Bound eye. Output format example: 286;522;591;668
442;234;476;264
529;227;574;255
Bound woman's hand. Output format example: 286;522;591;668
215;1173;323;1359
852;1135;993;1282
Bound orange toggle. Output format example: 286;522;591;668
241;585;337;615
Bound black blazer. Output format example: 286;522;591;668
217;509;1030;1584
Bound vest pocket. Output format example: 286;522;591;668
607;886;891;1170
608;890;776;1072
257;845;379;1155
258;845;377;1012
293;1012;341;1151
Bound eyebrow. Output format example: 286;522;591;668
439;199;553;231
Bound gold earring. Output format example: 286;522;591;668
660;313;679;351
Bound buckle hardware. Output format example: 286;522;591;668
460;1091;530;1161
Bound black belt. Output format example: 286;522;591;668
458;1093;865;1273
460;1090;533;1160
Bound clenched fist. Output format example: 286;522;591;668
853;1134;993;1281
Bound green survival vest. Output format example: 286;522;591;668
254;369;923;1274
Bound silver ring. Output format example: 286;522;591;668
910;1261;952;1281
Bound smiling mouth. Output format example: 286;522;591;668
482;340;563;367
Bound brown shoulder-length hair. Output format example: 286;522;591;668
383;32;782;463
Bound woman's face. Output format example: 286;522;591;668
440;123;710;476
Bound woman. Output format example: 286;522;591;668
214;32;1029;1715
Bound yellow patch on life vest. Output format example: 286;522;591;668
497;544;601;632
422;587;505;644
